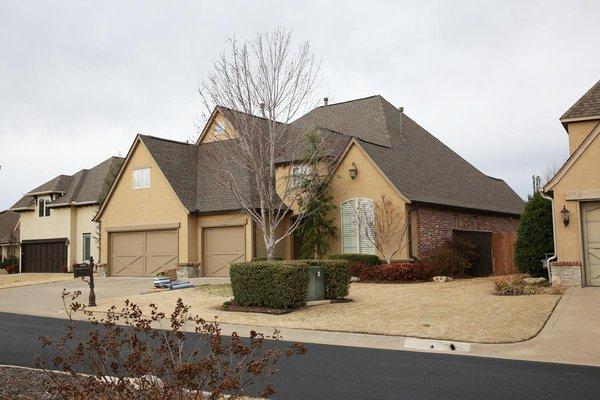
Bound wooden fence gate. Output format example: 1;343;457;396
492;232;517;275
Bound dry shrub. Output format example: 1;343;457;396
493;274;543;295
426;237;477;277
36;290;305;399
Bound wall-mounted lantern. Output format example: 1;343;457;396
349;162;358;180
561;205;570;227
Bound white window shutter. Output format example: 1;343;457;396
342;200;358;253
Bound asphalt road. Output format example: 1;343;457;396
1;312;599;399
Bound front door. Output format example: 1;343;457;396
582;202;600;287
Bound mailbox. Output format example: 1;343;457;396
74;264;93;278
73;257;96;307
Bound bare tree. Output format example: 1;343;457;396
541;160;560;187
358;194;408;264
198;28;339;260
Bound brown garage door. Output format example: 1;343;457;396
203;226;245;277
21;239;68;273
110;230;178;277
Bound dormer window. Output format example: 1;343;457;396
213;122;226;135
38;198;50;217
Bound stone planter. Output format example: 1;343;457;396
96;263;108;278
177;263;201;279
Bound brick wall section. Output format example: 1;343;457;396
413;205;519;259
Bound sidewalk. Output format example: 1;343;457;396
211;287;600;367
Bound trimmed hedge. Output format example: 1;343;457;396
299;260;350;300
351;262;435;283
230;261;309;309
329;253;381;267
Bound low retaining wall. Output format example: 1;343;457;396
550;261;582;287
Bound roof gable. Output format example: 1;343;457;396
544;121;600;191
10;157;123;212
115;95;524;216
561;79;600;121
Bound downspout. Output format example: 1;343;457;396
540;191;557;281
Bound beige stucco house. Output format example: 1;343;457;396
9;157;123;272
96;95;524;278
544;79;600;287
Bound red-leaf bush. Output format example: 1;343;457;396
350;262;434;283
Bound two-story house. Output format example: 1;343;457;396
95;95;524;277
544;79;600;287
9;157;123;272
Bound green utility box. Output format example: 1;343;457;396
307;265;325;301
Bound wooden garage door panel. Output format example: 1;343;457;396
204;226;245;277
21;240;67;273
110;230;177;277
111;233;144;276
145;231;178;276
584;204;600;286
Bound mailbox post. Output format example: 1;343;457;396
74;256;96;307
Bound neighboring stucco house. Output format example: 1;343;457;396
9;157;123;272
96;95;524;277
544;79;600;287
0;210;20;261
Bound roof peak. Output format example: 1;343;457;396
560;79;600;122
315;94;387;109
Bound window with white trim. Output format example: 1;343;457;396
38;198;50;217
213;122;226;135
133;168;151;190
82;233;92;261
290;164;310;189
341;198;375;254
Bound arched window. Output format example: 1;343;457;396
341;198;375;255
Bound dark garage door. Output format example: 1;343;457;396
21;239;68;273
453;230;493;277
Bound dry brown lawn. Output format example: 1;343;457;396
0;273;73;289
93;277;560;343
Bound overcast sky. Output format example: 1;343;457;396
1;0;599;210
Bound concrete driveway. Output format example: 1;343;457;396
0;277;156;317
0;276;230;317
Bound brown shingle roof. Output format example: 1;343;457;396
0;210;20;245
561;79;600;121
139;135;199;212
138;95;524;216
10;157;123;211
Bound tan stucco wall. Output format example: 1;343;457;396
567;120;599;154
327;142;410;260
551;129;600;263
19;200;100;267
98;140;193;264
75;206;100;263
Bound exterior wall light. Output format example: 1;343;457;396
349;162;358;180
561;205;570;227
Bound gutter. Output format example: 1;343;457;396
540;191;557;281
